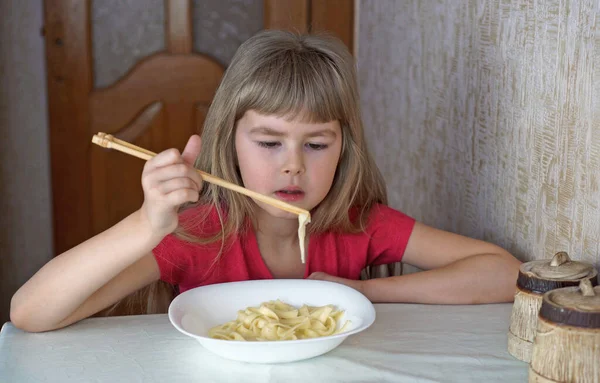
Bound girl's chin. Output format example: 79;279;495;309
268;209;301;220
257;203;308;220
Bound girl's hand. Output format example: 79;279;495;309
140;135;203;239
307;272;365;295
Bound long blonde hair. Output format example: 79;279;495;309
101;30;387;317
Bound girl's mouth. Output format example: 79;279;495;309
274;189;305;202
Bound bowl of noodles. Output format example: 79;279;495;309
167;279;376;364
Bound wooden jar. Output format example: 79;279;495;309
507;252;598;362
529;280;600;382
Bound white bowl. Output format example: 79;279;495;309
168;279;376;364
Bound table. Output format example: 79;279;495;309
0;303;528;382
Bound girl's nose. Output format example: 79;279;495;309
282;149;305;175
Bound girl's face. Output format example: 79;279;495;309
234;110;343;219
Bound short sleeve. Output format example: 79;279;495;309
152;204;222;285
152;234;194;285
366;204;416;266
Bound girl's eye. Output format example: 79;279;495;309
306;143;328;150
257;141;280;148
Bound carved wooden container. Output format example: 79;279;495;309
529;280;600;382
507;252;598;362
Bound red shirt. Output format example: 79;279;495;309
153;204;415;293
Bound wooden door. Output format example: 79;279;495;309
45;0;354;255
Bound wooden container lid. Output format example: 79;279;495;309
517;252;598;294
539;280;600;328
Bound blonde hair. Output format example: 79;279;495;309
101;30;387;317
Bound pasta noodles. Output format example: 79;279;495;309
208;300;350;341
298;213;310;263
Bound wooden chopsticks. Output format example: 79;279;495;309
91;133;311;219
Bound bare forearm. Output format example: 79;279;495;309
10;210;158;327
361;253;521;304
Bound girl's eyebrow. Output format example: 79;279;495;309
249;126;338;138
249;127;285;136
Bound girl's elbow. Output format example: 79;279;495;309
10;297;53;333
493;249;522;275
9;300;35;332
497;252;520;302
10;315;55;333
504;252;522;280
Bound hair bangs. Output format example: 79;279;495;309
236;48;346;124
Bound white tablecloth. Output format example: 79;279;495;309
0;303;527;382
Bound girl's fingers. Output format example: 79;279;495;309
181;135;202;165
144;163;202;191
157;177;199;195
188;168;203;191
145;135;201;173
143;148;182;172
165;188;199;206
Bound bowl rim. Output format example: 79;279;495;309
167;279;377;345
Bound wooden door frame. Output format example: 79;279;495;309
44;0;93;255
45;0;354;255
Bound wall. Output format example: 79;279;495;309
0;0;53;322
358;0;600;268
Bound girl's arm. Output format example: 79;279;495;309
10;136;204;332
311;222;522;304
10;212;160;332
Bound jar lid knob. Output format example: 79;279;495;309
580;279;596;297
550;251;570;267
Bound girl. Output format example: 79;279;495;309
11;30;521;333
